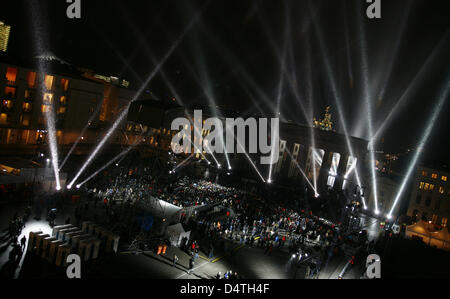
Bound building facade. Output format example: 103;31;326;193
0;60;171;159
407;166;450;228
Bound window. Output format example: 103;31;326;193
61;78;70;91
43;93;53;104
442;217;448;228
429;184;435;191
4;86;16;98
439;186;445;194
41;105;50;113
59;96;67;105
25;90;33;100
432;214;438;224
57;106;66;115
27;72;36;88
425;197;432;207
442;176;448;182
20;114;31;126
422;171;428;177
22;102;32;112
435;199;441;210
415;195;421;205
431;173;438;179
44;75;54;90
0;113;7;124
419;182;424;189
2;100;13;109
5;67;17;84
424;183;430;191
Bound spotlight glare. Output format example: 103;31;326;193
76;144;138;188
387;78;449;218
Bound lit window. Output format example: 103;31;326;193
430;184;435;191
60;96;67;105
27;72;37;88
5;67;17;84
25;89;33;100
0;113;7;124
2;100;13;109
4;86;16;98
422;171;428;177
43;93;53;104
22;102;32;112
442;218;448;228
431;173;438;179
442;176;448;182
44;75;54;90
424;183;429;190
439;186;444;194
419;182;424;189
61;78;70;91
20;114;31;126
432;214;438;224
57;107;66;115
41;105;51;113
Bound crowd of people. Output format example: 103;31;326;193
75;152;371;278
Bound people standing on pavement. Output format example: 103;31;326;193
173;254;178;267
188;257;194;275
20;235;26;250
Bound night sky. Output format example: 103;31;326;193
2;0;449;166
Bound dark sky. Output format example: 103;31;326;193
2;0;449;165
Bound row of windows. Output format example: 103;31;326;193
418;181;447;194
4;67;70;91
422;170;448;182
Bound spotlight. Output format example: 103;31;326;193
56;186;61;191
115;163;119;167
67;185;72;190
76;184;80;189
292;254;296;259
228;166;232;170
387;77;449;218
267;179;272;184
40;153;44;157
46;158;50;163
